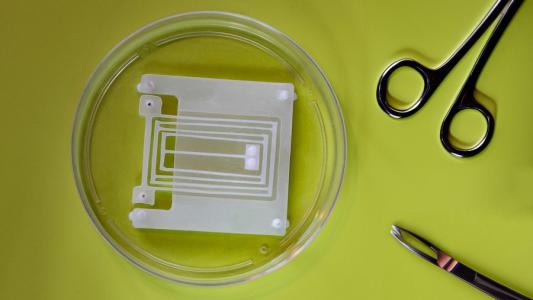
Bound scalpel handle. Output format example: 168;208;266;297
449;262;531;300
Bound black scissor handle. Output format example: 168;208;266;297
440;94;495;158
377;59;442;118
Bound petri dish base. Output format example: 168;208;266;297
72;11;346;285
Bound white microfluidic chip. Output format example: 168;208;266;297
130;74;296;236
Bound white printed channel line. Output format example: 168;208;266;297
149;181;270;191
169;133;264;144
178;114;278;125
159;128;267;144
156;119;274;131
266;122;278;197
164;150;247;159
177;122;274;131
144;185;272;197
175;129;268;138
149;117;161;188
178;118;275;128
154;174;265;185
141;115;153;186
161;167;264;179
156;120;270;135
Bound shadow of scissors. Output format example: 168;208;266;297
377;0;523;157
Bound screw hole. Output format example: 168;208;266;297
259;244;270;254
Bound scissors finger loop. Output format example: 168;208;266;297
377;59;440;118
440;100;495;158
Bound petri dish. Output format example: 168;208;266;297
72;11;346;285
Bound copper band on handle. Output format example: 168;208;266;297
437;251;459;272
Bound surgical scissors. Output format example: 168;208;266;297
391;225;531;299
376;0;522;157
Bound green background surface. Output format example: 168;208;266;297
1;0;532;299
